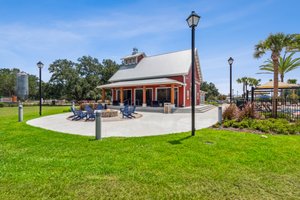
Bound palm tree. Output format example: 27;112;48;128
254;33;298;117
258;52;300;82
287;34;300;52
237;77;260;99
287;79;298;98
248;77;261;88
236;77;248;98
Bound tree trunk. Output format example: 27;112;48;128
280;74;284;98
280;74;284;83
245;82;248;99
272;52;279;118
243;83;245;98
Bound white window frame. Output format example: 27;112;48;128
155;87;179;106
134;88;153;106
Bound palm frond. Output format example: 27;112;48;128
254;42;266;58
259;66;274;72
258;50;300;76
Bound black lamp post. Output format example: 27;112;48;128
228;57;234;103
37;61;44;116
187;11;200;136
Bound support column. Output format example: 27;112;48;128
131;88;134;106
101;88;105;102
142;86;146;107
120;88;124;106
171;84;175;104
199;89;201;104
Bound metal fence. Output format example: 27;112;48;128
253;98;300;121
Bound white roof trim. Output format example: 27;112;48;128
97;78;183;89
110;73;186;82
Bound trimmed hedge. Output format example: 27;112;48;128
222;118;300;135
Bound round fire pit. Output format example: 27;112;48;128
99;109;118;118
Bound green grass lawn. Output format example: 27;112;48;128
0;106;300;199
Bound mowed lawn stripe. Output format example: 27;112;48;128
0;106;300;199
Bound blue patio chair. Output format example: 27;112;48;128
128;106;137;118
85;105;95;120
131;105;137;114
70;106;79;120
71;107;87;121
120;105;134;118
96;104;103;110
71;106;76;117
124;99;130;106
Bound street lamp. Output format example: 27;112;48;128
37;61;44;116
187;11;200;136
228;57;234;103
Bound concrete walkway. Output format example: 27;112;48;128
27;107;219;137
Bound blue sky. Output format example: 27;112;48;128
0;0;299;94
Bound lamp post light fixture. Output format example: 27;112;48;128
37;61;44;116
228;57;234;103
186;11;200;136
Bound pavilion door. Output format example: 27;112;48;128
123;90;132;105
135;89;143;106
146;89;152;106
116;90;120;102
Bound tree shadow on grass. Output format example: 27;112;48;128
168;135;192;145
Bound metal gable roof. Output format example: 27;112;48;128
109;49;200;82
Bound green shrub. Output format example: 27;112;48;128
223;120;235;128
207;101;219;106
222;118;298;134
212;122;221;128
0;102;18;107
294;121;300;133
272;124;289;134
239;119;252;129
287;126;297;135
8;103;18;107
232;121;240;128
251;120;269;132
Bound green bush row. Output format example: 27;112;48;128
0;102;18;107
0;103;72;108
222;118;300;135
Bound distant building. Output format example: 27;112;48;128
98;49;203;107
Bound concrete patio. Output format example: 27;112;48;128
27;107;219;137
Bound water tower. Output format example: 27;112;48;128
16;72;29;101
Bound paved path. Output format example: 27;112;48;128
27;107;219;137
